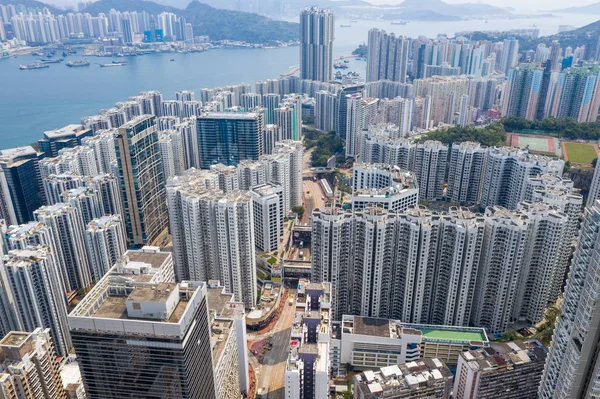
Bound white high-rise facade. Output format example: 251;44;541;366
3;247;72;357
300;7;334;82
413;141;448;201
540;201;600;398
85;215;127;281
446;142;487;205
251;184;284;253
366;29;410;83
158;130;186;178
167;174;257;309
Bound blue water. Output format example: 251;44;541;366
0;47;303;148
0;12;597;150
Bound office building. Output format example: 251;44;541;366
197;112;264;168
251;184;284;252
454;341;547;399
366;29;410;83
285;280;331;399
480;147;565;210
539;201;600;398
167;175;257;309
68;274;216;397
34;203;91;292
85;215;127;281
300;7;334;82
4;248;72;357
340;315;488;368
38;124;93;158
0;328;66;399
353;359;453;399
0;146;44;225
446;142;487;205
115;115;168;246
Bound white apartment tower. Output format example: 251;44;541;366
85;215;127;281
300;7;334;82
3;247;72;357
251;184;284;253
539;201;600;398
446;142;486;205
413;141;448;201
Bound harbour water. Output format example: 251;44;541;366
0;12;597;149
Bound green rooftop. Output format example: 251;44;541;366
419;328;487;342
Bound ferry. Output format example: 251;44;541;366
391;21;408;25
20;61;50;70
100;61;127;67
333;63;349;69
340;24;352;28
349;20;358;23
39;58;63;64
66;58;90;67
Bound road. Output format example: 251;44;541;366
303;180;327;225
252;291;296;398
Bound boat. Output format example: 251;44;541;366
100;61;127;67
340;24;352;28
39;58;63;64
66;58;90;67
333;63;349;69
349;20;358;23
20;61;49;70
343;59;350;63
32;51;43;56
391;21;408;25
170;58;175;61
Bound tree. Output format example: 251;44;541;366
292;206;305;220
502;329;518;341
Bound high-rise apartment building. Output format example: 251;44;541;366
251;184;284;253
501;64;544;120
413;141;448;201
85;215;127;281
0;146;44;225
167;174;257;309
34;203;91;292
499;38;520;75
547;65;600;123
366;29;410;83
197;112;264;168
158;129;186;178
315;90;338;132
345;95;378;158
480;147;565;210
446;142;486;205
0;328;66;399
115;115;168;246
300;7;334;82
539;201;600;398
3;248;72;357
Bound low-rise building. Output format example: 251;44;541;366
353;358;453;399
340;316;489;368
453;340;547;399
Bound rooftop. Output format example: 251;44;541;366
211;319;234;367
0;332;30;348
420;328;487;343
202;112;259;120
43;124;88;139
353;317;391;338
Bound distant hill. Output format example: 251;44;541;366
32;0;299;45
552;3;600;14
0;0;61;14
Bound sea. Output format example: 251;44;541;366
0;12;597;150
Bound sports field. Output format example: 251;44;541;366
420;328;487;342
563;142;599;164
510;134;562;157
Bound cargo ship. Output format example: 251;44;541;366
66;59;90;67
39;58;63;64
20;61;50;70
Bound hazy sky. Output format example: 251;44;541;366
46;0;599;13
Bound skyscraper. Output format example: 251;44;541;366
197;112;264;168
300;7;334;82
499;38;520;75
69;275;217;397
115;115;168;246
446;142;486;205
366;29;410;83
501;64;544;120
167;174;257;309
539;201;600;398
251;184;284;253
0;146;45;225
413;141;448;201
3;247;72;357
85;215;127;281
